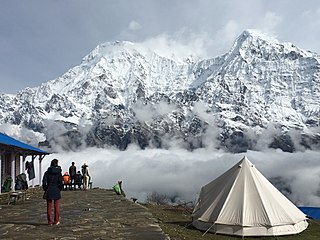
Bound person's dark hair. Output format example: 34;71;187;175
72;162;75;165
51;159;59;166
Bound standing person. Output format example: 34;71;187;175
69;162;76;190
42;159;63;226
81;163;90;190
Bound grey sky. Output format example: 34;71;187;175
1;0;319;93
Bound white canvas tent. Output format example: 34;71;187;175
192;156;308;236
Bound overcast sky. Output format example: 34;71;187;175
1;0;320;94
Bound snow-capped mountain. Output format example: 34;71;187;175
0;30;319;152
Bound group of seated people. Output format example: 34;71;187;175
63;171;83;190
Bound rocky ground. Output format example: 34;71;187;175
1;188;319;240
0;188;168;240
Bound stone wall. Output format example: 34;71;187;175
0;192;9;205
0;187;42;205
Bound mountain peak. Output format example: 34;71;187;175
228;29;279;54
81;40;141;63
1;29;319;153
226;29;317;61
241;29;279;44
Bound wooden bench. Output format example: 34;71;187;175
8;191;26;205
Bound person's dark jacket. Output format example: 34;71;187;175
15;173;28;190
69;165;76;177
74;172;82;185
42;166;63;200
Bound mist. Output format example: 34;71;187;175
3;106;319;206
33;146;320;207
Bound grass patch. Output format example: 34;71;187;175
145;204;320;240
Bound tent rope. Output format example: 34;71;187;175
185;218;199;228
308;218;320;226
202;223;215;237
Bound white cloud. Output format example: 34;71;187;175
128;20;142;31
0;124;46;146
132;100;155;122
140;28;210;60
29;147;320;207
255;11;282;37
119;20;143;40
192;101;215;124
155;101;176;116
211;20;241;56
132;100;176;122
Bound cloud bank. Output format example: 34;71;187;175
28;146;319;207
3;104;319;207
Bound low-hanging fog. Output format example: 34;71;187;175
2;108;315;206
3;109;319;206
35;146;320;207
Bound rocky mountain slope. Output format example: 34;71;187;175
1;30;319;152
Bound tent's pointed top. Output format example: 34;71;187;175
238;156;254;168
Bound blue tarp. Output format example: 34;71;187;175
299;207;320;220
0;132;48;154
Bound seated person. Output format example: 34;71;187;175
2;176;12;193
15;173;28;190
63;172;71;190
74;171;83;189
113;181;126;197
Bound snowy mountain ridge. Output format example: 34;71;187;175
0;30;319;152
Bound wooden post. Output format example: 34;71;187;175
39;155;45;186
20;155;23;174
22;154;27;173
31;156;36;188
0;154;2;194
11;153;16;191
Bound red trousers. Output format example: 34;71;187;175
47;199;60;225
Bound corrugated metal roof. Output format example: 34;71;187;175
0;132;49;155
